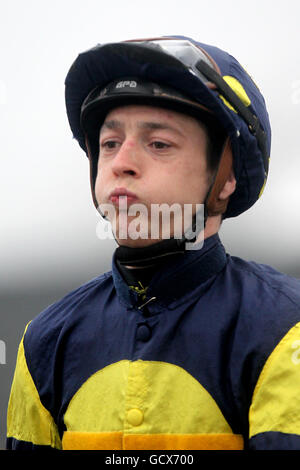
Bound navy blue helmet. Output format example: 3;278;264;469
65;36;271;219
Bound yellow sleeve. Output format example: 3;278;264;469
249;322;300;441
7;327;62;449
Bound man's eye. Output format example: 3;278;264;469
101;140;118;149
151;141;170;150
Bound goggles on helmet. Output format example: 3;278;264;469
126;38;218;85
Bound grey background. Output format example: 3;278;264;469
1;0;300;450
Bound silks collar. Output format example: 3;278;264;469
112;233;227;311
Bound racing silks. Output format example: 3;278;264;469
6;234;300;450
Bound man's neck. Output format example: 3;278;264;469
123;215;221;269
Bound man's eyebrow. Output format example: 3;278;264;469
137;121;183;135
101;119;184;136
101;120;123;130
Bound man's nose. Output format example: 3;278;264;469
111;139;141;177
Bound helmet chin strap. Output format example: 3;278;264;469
114;205;206;268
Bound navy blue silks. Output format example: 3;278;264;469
8;234;300;449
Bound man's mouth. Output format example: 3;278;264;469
109;187;138;207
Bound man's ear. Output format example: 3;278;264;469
206;138;236;217
218;168;236;201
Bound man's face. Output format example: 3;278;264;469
95;105;211;247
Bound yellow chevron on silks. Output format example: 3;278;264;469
63;359;243;450
249;322;300;439
6;327;62;449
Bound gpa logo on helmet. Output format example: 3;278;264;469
116;80;137;89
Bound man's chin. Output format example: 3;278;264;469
116;237;163;249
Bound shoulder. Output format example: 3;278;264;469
225;254;300;384
224;254;300;374
225;255;300;344
226;254;300;313
23;271;113;363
